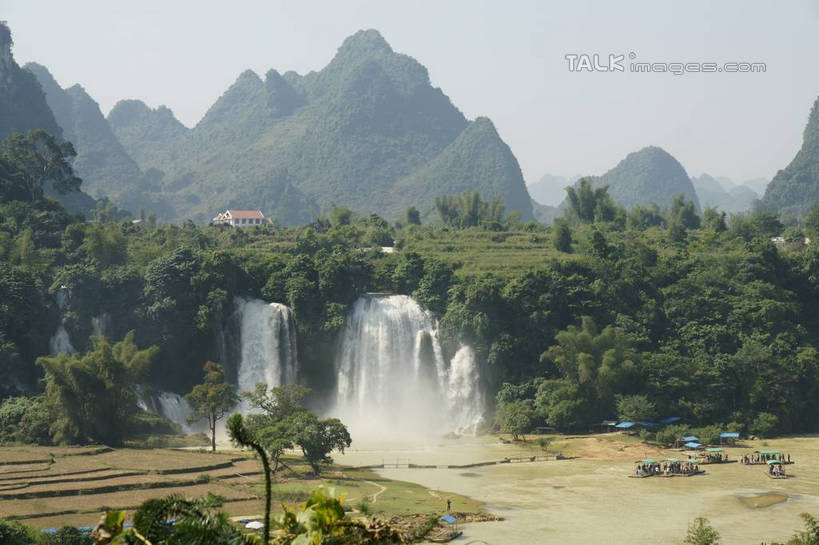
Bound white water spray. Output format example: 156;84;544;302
334;295;484;435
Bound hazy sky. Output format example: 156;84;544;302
5;0;819;183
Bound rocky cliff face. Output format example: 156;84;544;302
0;23;62;141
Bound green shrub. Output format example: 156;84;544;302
750;412;779;438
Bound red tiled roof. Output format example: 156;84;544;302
227;210;265;219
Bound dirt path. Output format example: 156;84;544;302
364;480;387;503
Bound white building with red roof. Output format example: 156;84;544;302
211;209;272;227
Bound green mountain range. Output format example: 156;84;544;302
761;95;819;216
590;146;700;210
103;29;532;224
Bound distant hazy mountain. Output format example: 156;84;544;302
761;95;819;216
691;173;758;213
25;63;157;214
736;177;769;196
527;174;581;207
590;146;700;209
0;23;97;215
532;201;560;224
107;29;533;224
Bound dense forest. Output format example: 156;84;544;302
2;128;819;447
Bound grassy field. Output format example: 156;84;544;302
0;445;482;531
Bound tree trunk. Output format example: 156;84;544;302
210;412;216;453
253;443;272;545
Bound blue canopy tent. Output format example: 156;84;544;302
659;416;681;425
682;435;699;441
684;442;703;450
720;432;740;445
615;421;634;429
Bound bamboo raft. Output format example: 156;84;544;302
428;530;463;542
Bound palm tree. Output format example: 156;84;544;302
227;413;272;545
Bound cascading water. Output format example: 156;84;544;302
91;312;111;338
334;295;485;435
447;346;486;434
155;392;195;433
234;297;299;400
49;287;76;356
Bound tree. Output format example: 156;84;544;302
228;413;272;545
669;195;701;230
495;400;533;440
329;204;354;227
0;519;37;545
291;412;352;475
243;383;310;473
552;218;572;252
702;207;727;233
616;394;656;422
273;489;403;544
405;206;421;225
539;317;640;425
784;513;819;545
434;191;507;228
750;412;779;438
185;361;238;452
565;178;619;224
805;205;819;238
683;517;720;545
0;130;81;202
36;333;157;445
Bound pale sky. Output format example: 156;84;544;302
5;0;819;182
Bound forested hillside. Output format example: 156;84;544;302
2;127;819;445
588;146;701;210
761;95;819;217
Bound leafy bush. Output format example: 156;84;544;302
751;412;780;438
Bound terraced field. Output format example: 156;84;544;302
0;445;481;531
0;446;263;529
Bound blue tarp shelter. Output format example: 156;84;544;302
440;515;457;524
682;435;699;441
638;421;658;428
684;442;703;449
659;417;681;424
615;421;634;429
720;431;740;444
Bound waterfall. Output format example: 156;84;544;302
155;392;195;433
334;295;484;435
91;312;111;338
234;297;299;398
49;287;76;356
447;346;486;435
49;326;76;356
